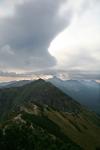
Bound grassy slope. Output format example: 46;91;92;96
0;79;81;121
0;106;82;150
6;103;100;150
46;108;100;150
0;80;100;149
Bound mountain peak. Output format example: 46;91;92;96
0;79;82;121
36;78;45;82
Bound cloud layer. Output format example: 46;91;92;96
0;0;100;81
49;0;100;71
0;0;69;72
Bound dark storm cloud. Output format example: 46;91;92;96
0;0;70;71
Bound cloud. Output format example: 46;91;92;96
49;0;100;71
0;70;100;81
0;71;26;77
0;0;70;72
0;0;21;17
0;0;99;81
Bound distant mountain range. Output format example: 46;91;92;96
0;76;100;114
48;76;100;114
0;78;100;114
0;79;100;149
0;80;32;88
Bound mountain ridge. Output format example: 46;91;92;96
0;79;100;149
48;77;100;114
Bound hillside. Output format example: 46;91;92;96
0;79;82;121
0;80;32;89
0;79;100;150
1;78;100;114
0;104;82;150
48;77;100;114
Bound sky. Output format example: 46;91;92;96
0;0;100;81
